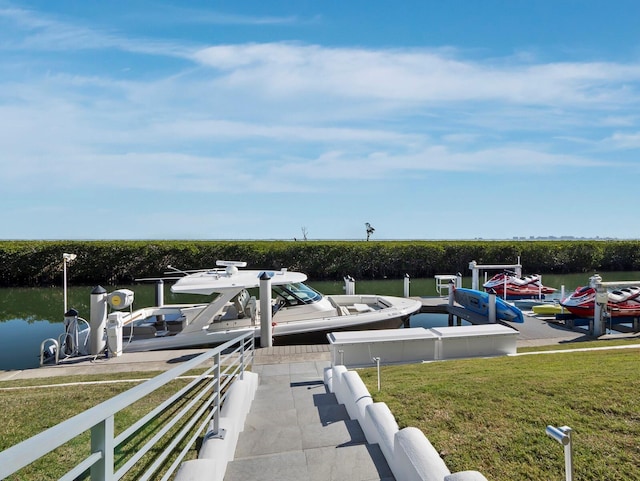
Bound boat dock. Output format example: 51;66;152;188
0;298;608;383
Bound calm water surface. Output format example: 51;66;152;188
2;272;638;370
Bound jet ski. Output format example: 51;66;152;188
560;285;640;318
483;271;556;299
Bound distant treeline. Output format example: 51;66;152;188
1;239;639;288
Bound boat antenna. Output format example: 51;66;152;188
166;265;189;276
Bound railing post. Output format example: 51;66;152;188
240;337;245;380
90;416;114;481
213;352;221;435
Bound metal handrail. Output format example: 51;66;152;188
0;332;254;480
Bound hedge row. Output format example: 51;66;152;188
1;240;639;287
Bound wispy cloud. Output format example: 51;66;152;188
1;3;639;202
132;6;311;26
0;6;193;57
193;43;640;107
605;131;640;149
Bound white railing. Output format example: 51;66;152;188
0;332;255;481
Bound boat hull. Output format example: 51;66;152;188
122;296;421;352
270;316;407;345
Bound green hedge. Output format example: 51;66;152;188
1;240;639;287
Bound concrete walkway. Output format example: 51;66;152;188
224;359;394;481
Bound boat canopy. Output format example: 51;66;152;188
170;266;308;295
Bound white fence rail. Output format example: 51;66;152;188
0;333;255;480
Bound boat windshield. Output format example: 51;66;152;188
272;282;323;306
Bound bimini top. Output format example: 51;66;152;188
170;260;308;295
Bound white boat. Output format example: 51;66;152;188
104;261;422;353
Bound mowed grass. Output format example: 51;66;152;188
1;345;639;480
359;346;640;481
0;371;205;480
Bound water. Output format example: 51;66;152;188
2;272;638;370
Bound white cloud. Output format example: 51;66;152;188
192;43;640;107
1;5;639;205
605;131;640;149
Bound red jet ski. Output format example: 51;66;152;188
483;271;556;299
560;285;640;318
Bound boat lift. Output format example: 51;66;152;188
468;259;522;291
589;274;640;337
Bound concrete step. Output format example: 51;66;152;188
224;363;395;481
225;443;394;481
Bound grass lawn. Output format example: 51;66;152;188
0;371;204;480
1;342;639;480
359;345;640;480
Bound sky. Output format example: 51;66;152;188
1;1;639;241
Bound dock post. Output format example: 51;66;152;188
344;276;356;295
155;280;165;326
469;261;479;290
590;274;605;337
90;286;108;356
488;293;497;323
448;283;455;325
403;273;410;297
259;272;273;347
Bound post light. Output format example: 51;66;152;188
63;253;77;313
546;425;573;481
372;356;381;391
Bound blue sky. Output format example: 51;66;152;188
1;1;639;240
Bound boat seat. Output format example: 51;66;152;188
233;289;251;319
328;296;349;316
352;303;373;312
245;296;257;322
166;321;183;333
220;305;239;321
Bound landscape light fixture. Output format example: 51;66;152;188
63;253;77;313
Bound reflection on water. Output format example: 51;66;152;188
1;272;638;371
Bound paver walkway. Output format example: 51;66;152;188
224;360;395;481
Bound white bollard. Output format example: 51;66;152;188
343;276;356;295
403;274;410;297
155;280;165;325
90;285;108;356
